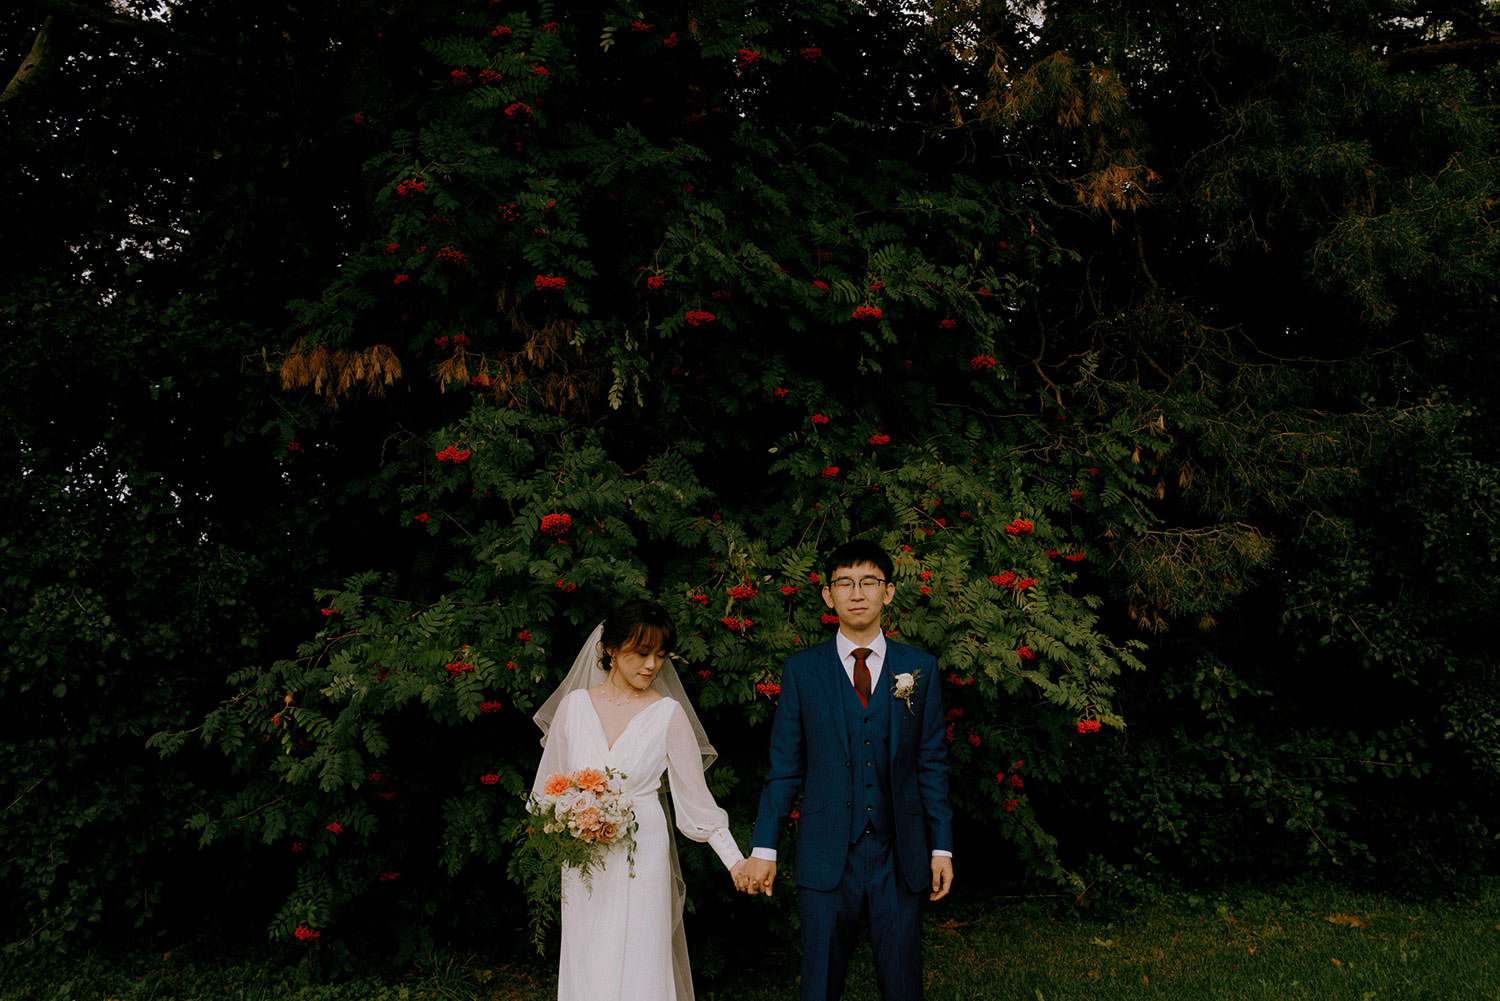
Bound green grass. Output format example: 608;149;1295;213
5;883;1497;1000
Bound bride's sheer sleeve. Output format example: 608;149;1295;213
531;692;572;796
664;701;744;871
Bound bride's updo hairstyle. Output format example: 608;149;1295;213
597;599;675;672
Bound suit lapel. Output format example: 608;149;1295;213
818;641;852;753
885;641;906;761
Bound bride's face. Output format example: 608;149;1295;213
607;632;668;692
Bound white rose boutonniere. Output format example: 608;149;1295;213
892;671;919;714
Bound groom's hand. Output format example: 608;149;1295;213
742;857;777;896
929;856;954;902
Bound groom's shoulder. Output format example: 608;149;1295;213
887;638;937;668
784;639;836;670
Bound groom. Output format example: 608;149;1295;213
740;540;954;1001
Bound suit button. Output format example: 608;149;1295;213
865;761;872;767
866;805;873;811
844;801;851;808
864;739;871;745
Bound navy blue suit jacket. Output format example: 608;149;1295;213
751;638;953;893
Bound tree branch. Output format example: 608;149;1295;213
1;16;52;104
1384;35;1500;71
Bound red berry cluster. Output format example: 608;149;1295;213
800;47;822;61
491;25;512;38
1076;719;1101;734
971;355;997;370
689;593;709;606
868;433;891;445
532;274;565;290
480;700;503;714
413;512;430;523
721;616;754;632
735;48;762;68
684;310;716;326
436;246;466;264
530;64;551;76
480;773;500;785
396;178;426;198
727;583;757;600
325;821;343;834
392;274;410;286
756;681;781;697
629;20;653;32
1004;518;1034;535
294;925;322;941
450;69;469;85
810;412;830;425
379;872;400;882
851;305;882;320
779;584;799;596
820;612;840;626
820;465;840;478
504;102;532;117
663;32;679;48
436;445;472;463
540;512;572;535
555;579;578;592
479;68;503;84
939;318;957;329
498;203;521;221
444;661;474;675
518;630;532;644
1016;645;1035;661
646;275;666;290
811;280;829;291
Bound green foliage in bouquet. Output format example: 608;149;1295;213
511;766;638;952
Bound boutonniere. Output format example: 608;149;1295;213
892;671;919;714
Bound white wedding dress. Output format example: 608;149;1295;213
531;690;743;1001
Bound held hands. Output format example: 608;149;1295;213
929;855;954;902
732;857;777;896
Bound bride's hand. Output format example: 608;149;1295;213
730;860;753;894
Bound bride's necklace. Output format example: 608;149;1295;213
599;676;648;706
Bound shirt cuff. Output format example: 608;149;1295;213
750;847;778;862
931;849;953;858
709;829;745;870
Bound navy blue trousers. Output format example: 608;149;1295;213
798;833;923;1001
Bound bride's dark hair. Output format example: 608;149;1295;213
598;599;675;671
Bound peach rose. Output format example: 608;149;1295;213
543;773;573;797
572;768;607;793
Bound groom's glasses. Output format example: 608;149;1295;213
828;576;888;593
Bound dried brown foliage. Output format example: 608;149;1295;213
279;342;404;406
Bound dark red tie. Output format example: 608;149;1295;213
852;647;872;707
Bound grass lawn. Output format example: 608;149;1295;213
5;882;1496;1000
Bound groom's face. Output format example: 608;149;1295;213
821;560;894;633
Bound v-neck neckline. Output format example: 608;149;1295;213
584;691;670;751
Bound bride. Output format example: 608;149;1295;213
531;600;752;1001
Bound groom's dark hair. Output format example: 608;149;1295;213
824;540;894;582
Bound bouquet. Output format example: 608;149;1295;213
509;766;637;951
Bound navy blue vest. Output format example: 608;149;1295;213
842;672;894;842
